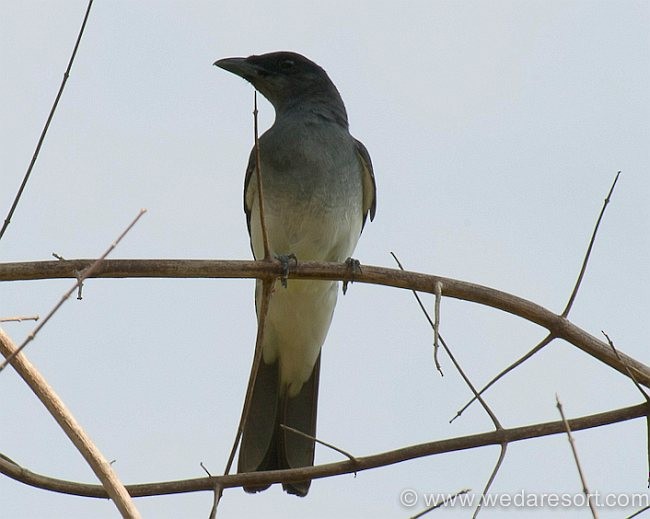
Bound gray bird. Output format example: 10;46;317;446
214;51;376;496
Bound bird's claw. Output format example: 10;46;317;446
343;257;362;295
275;254;298;288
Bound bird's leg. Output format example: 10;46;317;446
343;257;362;295
275;253;298;288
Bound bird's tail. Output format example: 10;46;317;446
237;355;320;496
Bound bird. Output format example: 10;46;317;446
214;51;376;496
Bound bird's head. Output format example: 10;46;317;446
214;51;347;125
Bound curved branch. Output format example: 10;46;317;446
0;403;646;498
0;329;140;517
2;259;648;386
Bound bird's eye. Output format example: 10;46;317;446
278;59;295;71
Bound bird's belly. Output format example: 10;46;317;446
250;188;362;262
257;278;338;395
249;169;364;394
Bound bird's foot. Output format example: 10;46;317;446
275;253;298;288
343;257;362;295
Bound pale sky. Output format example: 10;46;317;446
1;1;649;517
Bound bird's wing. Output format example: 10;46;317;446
353;138;377;229
243;149;257;236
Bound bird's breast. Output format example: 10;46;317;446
248;123;364;262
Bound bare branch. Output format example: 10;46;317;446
390;252;503;435
0;315;39;323
410;488;471;518
562;171;620;317
0;403;645;498
1;258;648;387
556;395;599;518
0;210;146;373
603;331;650;490
253;91;271;260
390;252;443;375
0;0;95;243
603;331;649;402
473;444;507;518
223;279;273;479
454;171;623;418
0;329;141;518
280;424;357;463
433;280;443;374
452;334;553;422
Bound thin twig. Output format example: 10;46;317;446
472;444;507;518
198;463;219;519
409;488;471;518
253;92;271;260
455;171;622;418
562;171;620;317
221;278;274;502
390;252;501;429
217;92;276;482
441;334;502;430
602;331;650;490
390;252;443;375
602;331;649;401
0;329;141;518
215;95;276;507
451;334;553;422
433;280;443;374
0;315;39;323
391;252;507;512
280;424;357;463
627;504;650;518
556;395;599;518
0;0;94;243
0;209;146;373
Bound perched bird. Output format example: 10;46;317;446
214;51;376;496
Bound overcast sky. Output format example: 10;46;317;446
1;1;649;517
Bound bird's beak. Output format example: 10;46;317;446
214;57;254;79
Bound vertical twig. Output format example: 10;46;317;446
433;280;443;375
0;0;94;242
253;92;271;260
562;171;620;317
216;89;276;511
222;92;274;473
556;395;599;518
220;280;273;495
473;444;507;518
